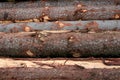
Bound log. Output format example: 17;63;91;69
0;6;119;21
0;31;120;57
0;20;120;32
0;58;119;80
0;0;120;21
0;0;119;9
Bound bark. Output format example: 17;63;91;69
0;0;119;21
1;68;119;80
0;20;120;32
0;0;119;9
0;31;120;57
0;58;119;80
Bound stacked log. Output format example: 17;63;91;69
0;20;120;32
0;0;119;21
0;0;119;80
0;31;119;57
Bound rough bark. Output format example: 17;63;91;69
0;0;119;21
0;0;119;8
0;20;120;32
0;31;120;57
0;58;119;80
0;68;119;80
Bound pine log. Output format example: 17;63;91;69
0;6;119;21
0;20;120;32
0;0;119;9
0;31;120;57
0;58;119;80
0;0;119;21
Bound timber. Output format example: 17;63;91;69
0;1;119;80
0;6;119;21
0;1;119;21
0;31;120;57
0;20;120;32
0;0;119;8
0;58;119;80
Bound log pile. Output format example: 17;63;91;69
0;0;119;80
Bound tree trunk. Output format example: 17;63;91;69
0;58;119;80
0;0;119;21
0;0;119;8
0;20;120;32
0;31;120;57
